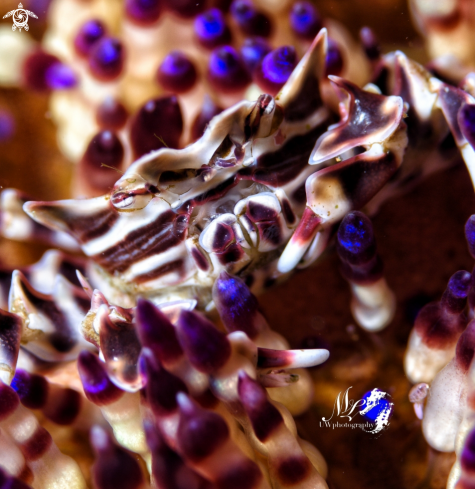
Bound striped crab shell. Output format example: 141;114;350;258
22;29;407;309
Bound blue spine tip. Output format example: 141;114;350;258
337;211;375;258
465;214;475;259
208;46;250;92
74;19;106;56
448;270;472;299
45;63;77;90
89;37;124;81
460;104;475;149
213;271;259;338
290;1;322;40
261;46;297;84
240;37;271;73
0;110;15;142
195;8;230;48
157;51;197;93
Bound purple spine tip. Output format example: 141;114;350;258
461;428;475;471
212;271;260;338
359;27;381;61
325;38;344;77
465;214;475;259
195;9;231;49
0;110;15;142
88;37;125;82
459;104;475;150
230;0;272;37
11;369;48;410
96;97;128;130
237;372;282;442
135;298;184;363
240;37;271;74
77;350;123;406
177;394;229;461
74;20;106;57
207;46;251;94
157;51;198;94
176;310;231;373
23;50;61;92
191;96;223;141
290;1;322;40
125;0;162;25
255;46;297;95
0;383;19;422
91;426;144;489
130;96;183;158
140;348;187;415
81;131;124;189
45;63;77;90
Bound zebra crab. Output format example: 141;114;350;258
3;27;475;345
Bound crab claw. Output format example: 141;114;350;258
278;79;407;273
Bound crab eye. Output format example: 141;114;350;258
111;192;135;209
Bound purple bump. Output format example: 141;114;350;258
177;394;229;461
191;96;223;141
81;131;124;191
207;46;251;94
360;27;381;61
212;271;260;338
88;37;125;82
165;0;206;18
230;0;272;37
240;37;271;74
125;0;162;25
325;38;344;77
465;214;475;259
290;2;322;40
74;20;106;57
337;211;376;265
459;104;475;149
237;372;282;442
195;9;231;49
0;382;20;421
23;50;61;92
447;270;472;299
0;110;15;142
176;310;231;373
157;51;198;94
96;98;128;130
140;348;187;415
91;426;145;489
77;351;123;406
130;96;183;158
255;46;297;96
11;369;48;410
0;467;32;489
135;298;184;364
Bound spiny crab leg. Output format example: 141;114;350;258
278;77;407;273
